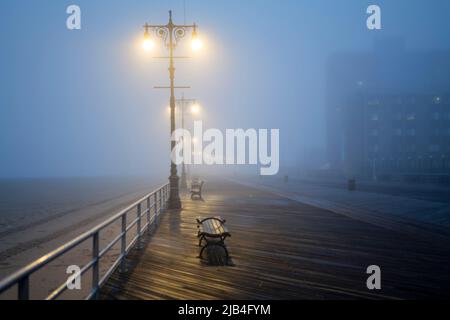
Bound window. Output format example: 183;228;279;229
407;113;416;121
446;159;450;170
371;113;379;121
432;159;440;169
394;128;402;136
433;96;441;104
429;145;441;152
432;113;441;120
373;145;379;153
407;128;416;136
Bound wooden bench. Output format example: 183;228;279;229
191;181;204;200
197;217;231;259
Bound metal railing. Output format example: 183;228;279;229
0;183;170;300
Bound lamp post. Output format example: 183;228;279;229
143;10;202;210
176;94;199;189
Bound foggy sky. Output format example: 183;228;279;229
1;0;449;177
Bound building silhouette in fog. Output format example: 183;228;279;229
326;38;450;183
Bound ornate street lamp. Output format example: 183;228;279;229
143;11;202;209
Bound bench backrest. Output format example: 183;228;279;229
192;181;204;192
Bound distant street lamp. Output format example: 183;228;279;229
143;11;202;209
176;94;200;189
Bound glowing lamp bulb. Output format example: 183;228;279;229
191;27;202;51
143;29;154;51
191;104;200;114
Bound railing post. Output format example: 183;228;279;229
166;184;170;207
18;276;29;300
92;232;100;299
137;203;142;248
154;193;158;226
159;189;162;213
163;186;167;208
165;185;169;207
120;213;127;273
146;197;151;231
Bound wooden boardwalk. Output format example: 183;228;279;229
100;179;450;300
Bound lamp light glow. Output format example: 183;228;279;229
191;26;202;51
143;29;154;51
191;103;200;114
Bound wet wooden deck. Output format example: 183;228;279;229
100;179;450;300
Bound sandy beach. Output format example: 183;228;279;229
0;176;166;299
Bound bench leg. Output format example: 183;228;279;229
219;242;229;260
199;243;209;259
191;192;202;200
198;235;205;247
198;240;229;261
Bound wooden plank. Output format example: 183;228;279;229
99;179;450;300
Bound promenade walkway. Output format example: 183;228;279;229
100;179;450;300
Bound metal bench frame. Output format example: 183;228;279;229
196;217;230;259
191;181;204;200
